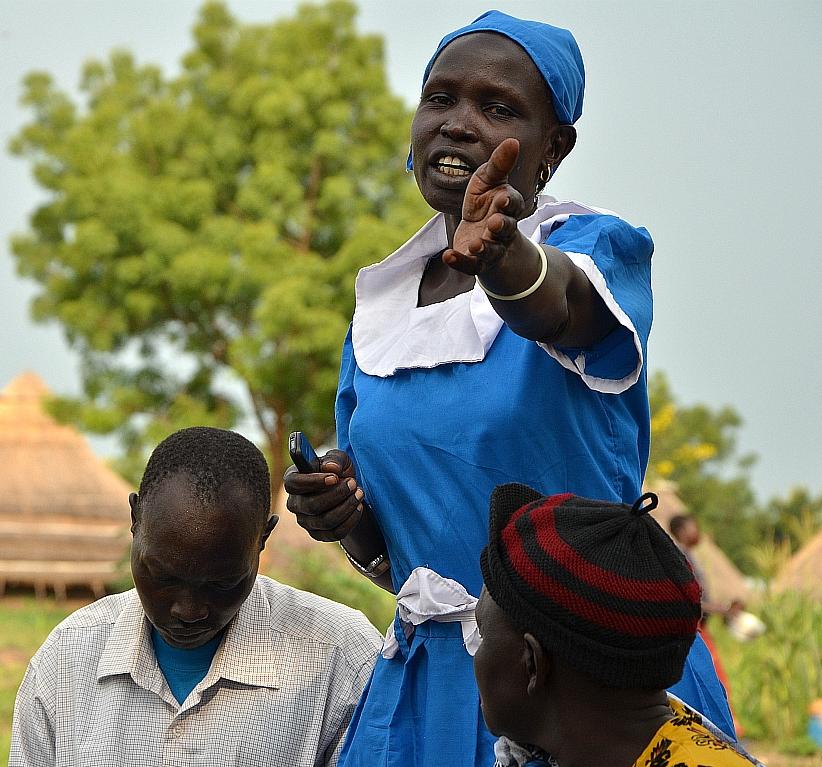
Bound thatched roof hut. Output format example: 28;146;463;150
647;479;752;606
0;372;132;599
772;529;822;599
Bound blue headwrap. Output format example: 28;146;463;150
407;10;585;171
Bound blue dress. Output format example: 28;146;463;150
336;206;734;766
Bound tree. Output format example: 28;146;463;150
647;371;762;571
757;487;822;555
10;1;431;485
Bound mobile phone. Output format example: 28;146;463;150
289;431;322;473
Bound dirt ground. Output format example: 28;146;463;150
749;742;822;767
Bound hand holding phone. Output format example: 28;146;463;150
289;431;322;473
284;436;371;547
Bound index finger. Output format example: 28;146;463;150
472;138;520;191
284;467;341;494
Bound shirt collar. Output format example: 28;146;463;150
206;578;279;689
96;579;279;691
97;590;164;694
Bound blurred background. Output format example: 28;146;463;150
1;1;820;763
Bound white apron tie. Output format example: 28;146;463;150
381;566;480;659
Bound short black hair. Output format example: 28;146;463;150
669;514;695;539
138;427;271;521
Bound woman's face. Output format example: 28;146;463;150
411;32;558;218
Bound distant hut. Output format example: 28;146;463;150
646;479;689;532
647;479;751;606
0;372;132;599
772;529;822;600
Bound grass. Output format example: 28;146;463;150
0;597;73;763
749;744;822;767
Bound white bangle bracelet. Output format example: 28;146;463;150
477;238;548;301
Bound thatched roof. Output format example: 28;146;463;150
772;529;822;599
646;478;688;527
0;372;132;520
0;372;132;597
647;479;751;605
689;536;752;605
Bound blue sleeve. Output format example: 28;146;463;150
334;325;359;467
542;214;653;392
669;632;737;740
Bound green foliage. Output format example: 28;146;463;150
747;535;793;582
758;488;822;555
648;373;822;575
0;600;72;764
10;0;431;484
270;550;395;629
779;735;822;758
713;591;822;746
648;371;761;570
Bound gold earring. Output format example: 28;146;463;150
534;166;552;204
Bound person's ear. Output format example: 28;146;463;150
260;514;279;551
544;124;577;169
523;633;550;697
129;492;140;535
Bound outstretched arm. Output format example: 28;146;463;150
445;138;617;347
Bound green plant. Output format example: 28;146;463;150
713;590;822;749
0;599;73;765
780;735;822;757
10;0;430;485
271;549;395;630
747;535;793;581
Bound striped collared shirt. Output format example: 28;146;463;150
11;576;381;766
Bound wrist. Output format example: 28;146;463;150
477;235;547;301
340;543;390;578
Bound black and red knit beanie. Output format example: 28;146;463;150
480;483;702;690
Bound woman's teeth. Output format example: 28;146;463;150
436;156;471;176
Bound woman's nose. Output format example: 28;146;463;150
440;111;478;142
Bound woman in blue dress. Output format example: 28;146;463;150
285;11;734;767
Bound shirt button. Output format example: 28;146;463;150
173;724;184;737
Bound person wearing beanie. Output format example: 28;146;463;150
475;484;764;767
285;9;733;766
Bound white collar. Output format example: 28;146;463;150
97;579;279;694
352;196;608;376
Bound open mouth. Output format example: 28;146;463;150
433;154;473;177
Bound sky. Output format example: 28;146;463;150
1;0;820;503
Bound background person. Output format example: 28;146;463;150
474;484;764;767
11;427;381;767
669;514;732;618
285;11;734;766
670;512;744;734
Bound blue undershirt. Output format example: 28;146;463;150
150;627;223;704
